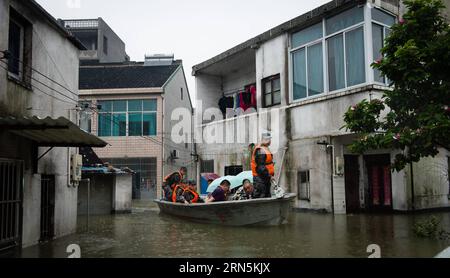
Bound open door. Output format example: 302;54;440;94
365;155;393;212
344;155;360;213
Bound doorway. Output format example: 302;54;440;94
40;175;55;242
364;155;393;211
344;155;360;213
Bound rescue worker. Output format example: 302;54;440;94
171;181;201;204
251;133;275;198
162;167;187;201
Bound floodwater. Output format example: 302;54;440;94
19;201;450;258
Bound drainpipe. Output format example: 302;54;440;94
329;137;335;214
410;162;415;211
161;95;165;199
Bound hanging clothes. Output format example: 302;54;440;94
249;85;257;109
218;96;234;114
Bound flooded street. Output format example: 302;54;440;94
19;201;450;258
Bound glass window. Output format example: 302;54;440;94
292;22;323;48
372;23;385;83
129;113;142;136
112;113;126;136
326;6;364;35
293;49;307;100
98;113;112;137
128;100;142;112
262;75;281;107
345;27;366;87
327;34;345;91
372;8;396;26
143;113;157;136
307;43;324;96
143;99;157;111
8;19;22;76
98;101;112;112
113;100;127;112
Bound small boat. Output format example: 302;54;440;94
154;193;296;226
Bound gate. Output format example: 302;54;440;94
0;159;23;251
40;175;55;242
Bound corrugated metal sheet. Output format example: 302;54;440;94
0;116;108;147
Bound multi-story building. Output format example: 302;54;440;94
193;0;450;214
0;0;106;252
59;18;130;64
79;54;195;200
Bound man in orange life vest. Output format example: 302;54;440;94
162;167;187;201
251;132;275;198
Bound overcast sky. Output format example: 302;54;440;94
36;0;329;99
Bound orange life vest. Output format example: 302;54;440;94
164;171;184;189
171;184;199;204
251;145;275;177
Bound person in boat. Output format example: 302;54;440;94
251;132;275;198
172;181;202;204
162;167;187;201
206;179;231;203
232;179;254;201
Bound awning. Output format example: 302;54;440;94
0;116;108;147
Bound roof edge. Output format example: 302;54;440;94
192;0;361;76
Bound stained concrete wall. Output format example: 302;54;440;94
97;18;128;63
0;0;81;247
163;65;196;187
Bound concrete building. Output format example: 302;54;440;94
59;18;130;64
193;0;450;214
79;55;195;200
0;0;106;252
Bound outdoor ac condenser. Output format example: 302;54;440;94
71;154;83;182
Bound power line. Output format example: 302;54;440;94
0;64;77;105
0;50;79;99
0;59;79;103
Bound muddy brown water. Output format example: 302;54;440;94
19;202;450;258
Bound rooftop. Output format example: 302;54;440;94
192;0;399;76
79;61;182;90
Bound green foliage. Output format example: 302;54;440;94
413;216;450;240
343;0;450;171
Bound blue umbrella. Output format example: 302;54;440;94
206;176;242;193
236;171;254;183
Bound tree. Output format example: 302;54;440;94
343;0;450;171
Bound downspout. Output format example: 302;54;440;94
329;136;335;214
410;162;415;211
161;94;165;199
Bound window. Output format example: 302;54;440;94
371;8;395;85
103;36;108;55
181;88;184;100
7;10;31;84
97;99;157;137
291;5;366;101
262;75;281;107
297;171;310;201
225;166;243;176
201;160;214;173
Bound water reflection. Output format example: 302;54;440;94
19;204;450;258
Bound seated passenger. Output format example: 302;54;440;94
206;180;230;203
232;179;254;201
172;183;190;204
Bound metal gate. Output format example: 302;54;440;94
40;175;55;242
0;159;23;251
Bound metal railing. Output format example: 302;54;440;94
0;159;23;251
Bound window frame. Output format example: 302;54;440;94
371;7;396;86
262;74;281;108
289;4;374;104
97;99;158;137
297;170;311;201
7;16;25;81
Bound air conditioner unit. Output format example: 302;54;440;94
171;150;179;159
71;154;83;182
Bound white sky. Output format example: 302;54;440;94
36;0;329;99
